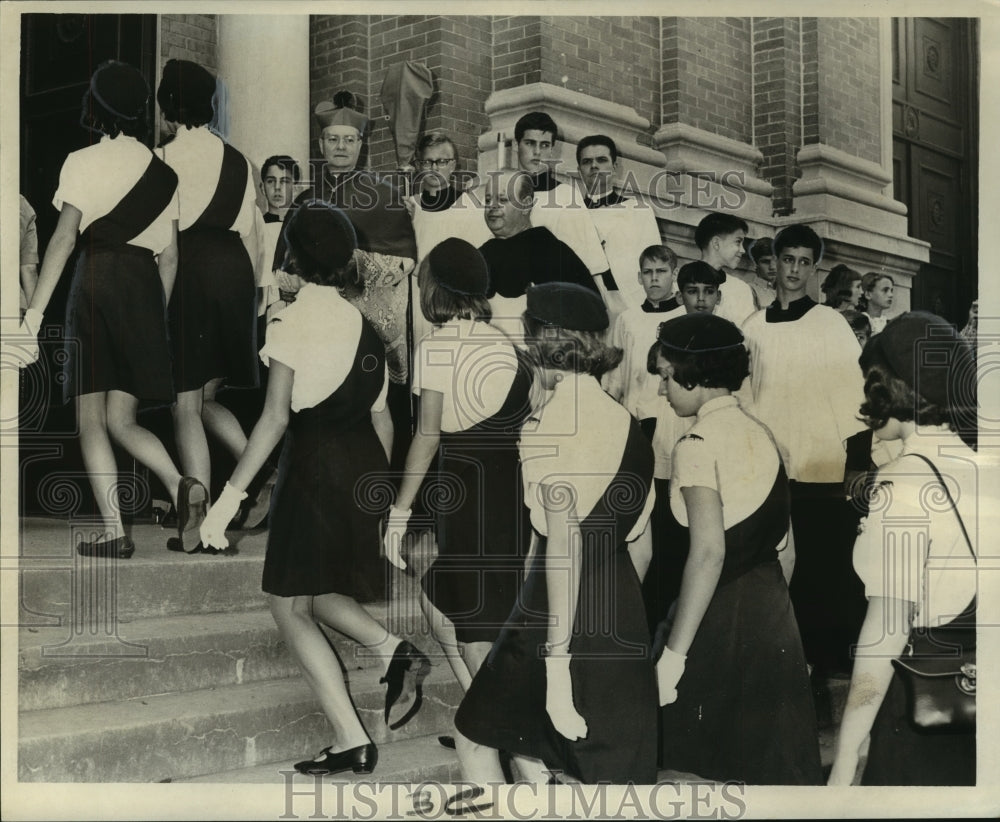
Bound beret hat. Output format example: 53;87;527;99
427;238;490;296
867;311;975;408
282;200;357;272
656;312;744;353
525;282;608;332
157;59;216;124
88;60;148;121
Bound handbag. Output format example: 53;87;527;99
890;453;976;734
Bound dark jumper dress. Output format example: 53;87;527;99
456;419;658;785
168;141;258;392
420;347;534;643
63;154;178;403
658;463;823;785
262;315;389;601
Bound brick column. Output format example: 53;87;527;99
752;17;802;216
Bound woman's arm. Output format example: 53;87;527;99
541;482;588;740
157;221;179;302
827;595;912;785
27;204;82;316
666;485;726;654
543;486;582;654
394;390;443;510
372;404;394;463
778;518;795;585
227;360;293;491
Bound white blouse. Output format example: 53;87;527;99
54;134;178;253
260;283;388;413
412;318;520;433
156;125;256;237
520;372;655;539
669;395;785;532
853;427;979;629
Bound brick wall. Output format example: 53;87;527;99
754;17;802;215
662;17;753;144
815;18;881;164
309;15;492;174
493;16;543;92
160;14;217;72
537;16;660;137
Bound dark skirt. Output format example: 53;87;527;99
169;228;257;392
262;415;389;600
456;538;658;785
420;440;530;644
63;245;174;403
861;666;975;785
660;561;823;785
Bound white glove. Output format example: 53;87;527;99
656;647;687;706
545;655;588;741
199;482;247;549
16;308;44;367
383;506;411;570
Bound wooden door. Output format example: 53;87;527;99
18;14;157;516
891;17;978;324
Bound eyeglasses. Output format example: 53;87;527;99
324;135;358;147
420;158;455;169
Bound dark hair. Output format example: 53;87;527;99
646;340;749;392
821;264;862;307
416;130;459;165
773;224;823;263
417;255;492;325
677;262;724;289
694;212;749;251
522;313;622;378
857;344;952;431
749;237;774;265
515;112;558;143
261;155;301;182
575;134;618;165
841;309;872;337
639;244;677;270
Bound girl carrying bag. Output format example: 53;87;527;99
890;453;976;734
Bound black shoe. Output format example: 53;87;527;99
176;477;208;549
166;537;237;556
293;743;378;776
380;641;431;730
76;535;135;559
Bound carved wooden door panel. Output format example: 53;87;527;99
891;17;977;323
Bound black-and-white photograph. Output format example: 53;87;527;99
2;2;998;819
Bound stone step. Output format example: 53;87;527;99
19;664;464;783
176;733;462;784
18;517;434;623
18;602;441;712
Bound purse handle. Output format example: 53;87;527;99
905;452;976;566
905;452;978;625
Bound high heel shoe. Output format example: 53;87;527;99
76;535;135;559
380;640;431;730
293;742;378;776
175;477;208;550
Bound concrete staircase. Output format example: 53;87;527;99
16;516;855;784
17;517;462;783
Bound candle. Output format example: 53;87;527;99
497;131;504;171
